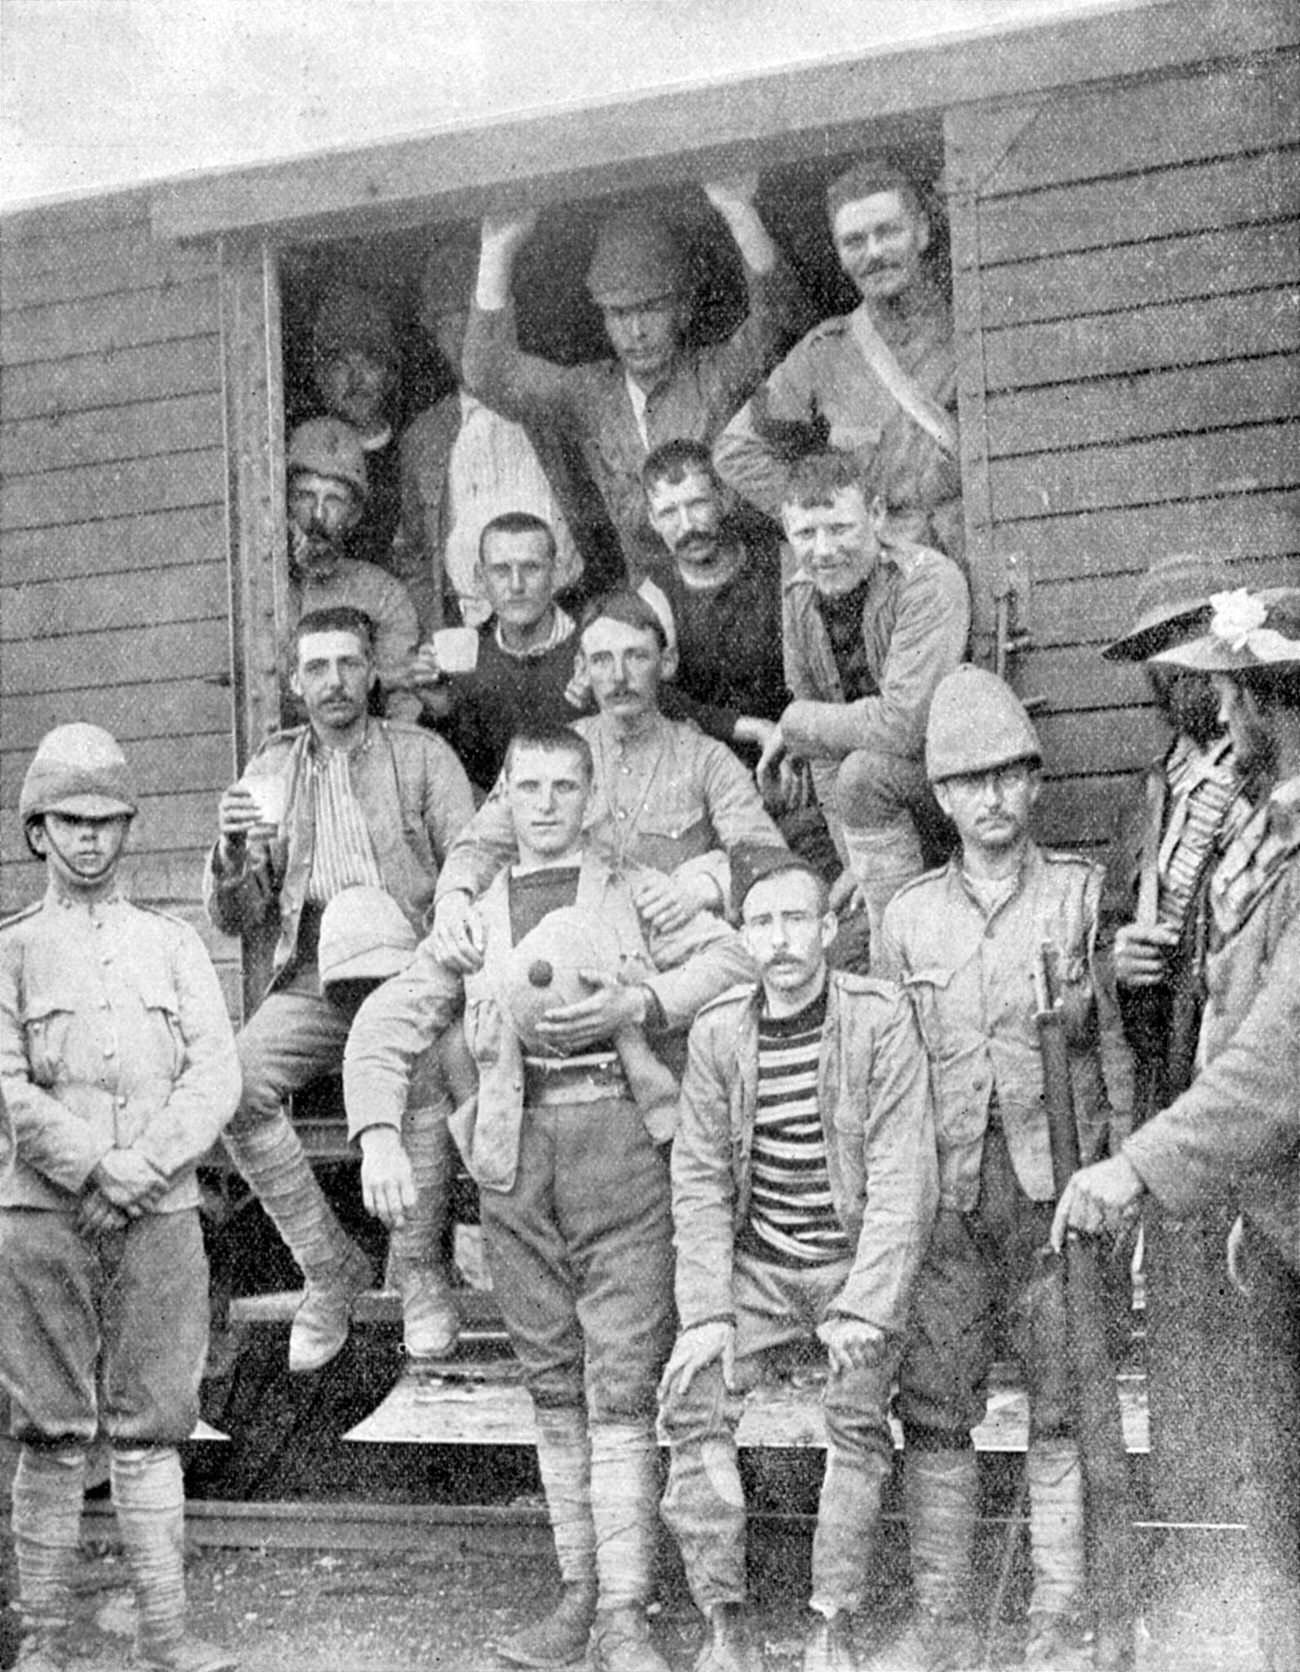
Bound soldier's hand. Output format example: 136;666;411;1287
659;1321;737;1404
1051;1154;1145;1251
430;892;486;973
1113;922;1179;988
533;973;647;1050
78;1189;129;1236
359;1127;417;1230
828;869;865;917
632;871;715;935
818;1315;886;1377
92;1149;167;1213
755;724;787;799
217;782;267;855
703;174;760;213
480;209;539;255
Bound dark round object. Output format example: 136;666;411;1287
528;960;554;988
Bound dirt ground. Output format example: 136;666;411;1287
0;1499;1271;1672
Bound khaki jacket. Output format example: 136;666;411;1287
672;973;937;1336
0;887;239;1212
344;847;753;1192
876;845;1133;1210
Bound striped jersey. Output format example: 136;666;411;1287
737;987;849;1267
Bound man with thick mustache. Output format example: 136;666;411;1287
715;156;962;562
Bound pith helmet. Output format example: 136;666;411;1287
1102;553;1235;662
287;417;368;502
926;666;1041;783
20;723;138;831
1152;587;1300;675
318;887;418;992
586;212;685;307
500;907;623;1054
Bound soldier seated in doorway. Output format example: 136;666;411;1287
756;450;968;949
343;725;753;1672
205;606;474;1373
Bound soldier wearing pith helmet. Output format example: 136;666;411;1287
1;725;241;1672
874;669;1133;1672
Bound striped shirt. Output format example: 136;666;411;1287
1158;734;1251;934
738;988;849;1268
304;743;384;903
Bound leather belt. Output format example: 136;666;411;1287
524;1054;630;1107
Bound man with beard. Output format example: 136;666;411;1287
715;156;962;563
206;606;474;1372
463;177;806;582
1055;588;1300;1672
286;417;422;721
1099;555;1255;1542
639;438;786;758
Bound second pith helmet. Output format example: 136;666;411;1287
19;723;138;828
586;212;685;308
287;417;368;502
926;665;1041;783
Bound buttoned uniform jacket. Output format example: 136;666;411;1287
203;719;475;996
672;972;939;1338
395;392;622;632
461;252;807;578
0;887;240;1212
343;847;754;1193
288;554;422;723
434;710;783;912
875;845;1134;1212
1124;782;1300;1274
713;286;963;562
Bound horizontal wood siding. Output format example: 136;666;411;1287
950;48;1300;849
0;199;236;995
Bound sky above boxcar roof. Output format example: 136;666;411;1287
1;0;1151;211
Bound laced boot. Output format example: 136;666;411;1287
803;1607;860;1672
492;1578;597;1667
132;1636;240;1671
694;1602;761;1672
588;1606;671;1672
223;1111;374;1374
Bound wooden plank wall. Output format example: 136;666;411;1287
948;49;1300;847
0;193;240;1007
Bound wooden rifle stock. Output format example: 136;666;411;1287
1035;945;1135;1669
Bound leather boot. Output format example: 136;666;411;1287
493;1578;597;1667
802;1608;860;1672
588;1606;671;1672
694;1602;760;1672
223;1112;373;1374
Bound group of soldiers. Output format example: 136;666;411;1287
0;151;1296;1672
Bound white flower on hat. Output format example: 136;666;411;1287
1208;588;1297;663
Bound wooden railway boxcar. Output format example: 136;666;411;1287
2;0;1297;1017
